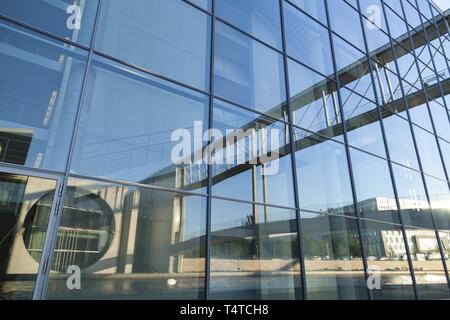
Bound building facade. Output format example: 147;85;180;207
0;0;450;300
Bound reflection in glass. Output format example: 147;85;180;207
70;55;209;193
327;0;365;49
288;59;343;141
212;100;295;208
210;199;301;300
0;172;57;299
46;178;206;299
95;0;211;90
0;21;88;172
392;164;434;228
340;88;386;157
294;129;354;215
215;21;287;118
284;2;334;77
290;0;328;26
350;148;400;224
382;113;419;170
216;0;282;49
413;125;447;180
0;0;99;46
301;212;367;300
360;220;415;300
425;175;450;231
405;228;450;299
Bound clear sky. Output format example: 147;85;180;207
432;0;450;12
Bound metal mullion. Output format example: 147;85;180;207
205;0;216;301
0;13;91;52
382;0;436;299
279;0;307;300
413;0;450;293
33;0;105;300
357;0;420;299
427;1;450;77
325;0;372;301
400;0;450;186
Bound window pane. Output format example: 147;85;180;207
360;220;415;300
95;0;211;90
210;199;301;300
350;148;400;224
216;0;282;49
215;21;287;117
301;212;367;300
288;59;343;141
0;0;99;46
413;125;447;180
341;88;386;157
405;227;450;300
187;0;211;11
295;129;355;215
70;56;209;193
382;113;420;170
0;172;57;299
284;2;334;77
425;175;450;231
327;0;365;49
0;21;88;172
212;99;295;208
392;163;434;228
46;178;206;299
290;0;328;26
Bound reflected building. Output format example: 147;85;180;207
0;0;450;300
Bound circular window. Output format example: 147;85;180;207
23;187;115;272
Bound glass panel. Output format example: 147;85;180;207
294;129;355;215
327;0;365;49
340;88;386;157
350;148;400;224
187;0;211;11
407;94;434;132
382;112;419;170
210;199;301;300
70;55;209;193
425;175;450;231
429;101;450;142
413;125;447;180
360;220;415;300
215;21;287;118
290;0;328;26
392;163;434;228
216;0;282;49
95;0;211;90
0;21;88;172
0;172;57;299
0;0;99;46
288;58;343;141
46;178;206;299
212;99;295;208
438;231;450;282
301;212;367;300
405;227;450;299
284;2;334;77
385;6;408;40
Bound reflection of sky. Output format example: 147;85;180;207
433;0;450;11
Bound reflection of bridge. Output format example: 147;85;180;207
70;10;450;196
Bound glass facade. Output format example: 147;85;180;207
0;0;450;300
